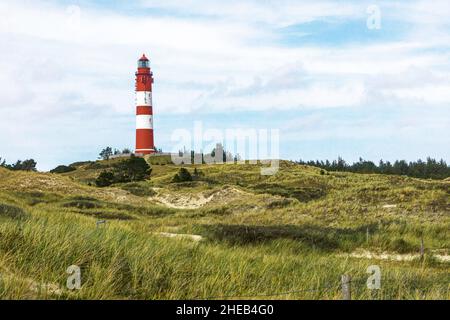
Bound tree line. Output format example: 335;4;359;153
98;146;163;160
297;157;450;180
0;157;37;171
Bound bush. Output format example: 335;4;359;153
172;168;192;183
95;157;152;187
50;165;76;174
193;168;205;180
113;156;152;182
121;183;156;197
0;204;29;220
388;238;416;254
4;159;38;171
96;171;115;187
62;200;102;210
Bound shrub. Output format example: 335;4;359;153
388;238;416;254
95;157;152;187
62;200;102;210
172;168;192;183
193;168;205;180
96;171;115;187
6;159;37;171
0;204;29;220
121;183;156;197
113;156;152;182
50;165;76;174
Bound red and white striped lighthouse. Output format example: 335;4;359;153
135;54;155;155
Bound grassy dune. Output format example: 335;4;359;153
0;159;448;300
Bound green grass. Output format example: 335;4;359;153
0;161;448;300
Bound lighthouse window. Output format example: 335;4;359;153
138;60;149;68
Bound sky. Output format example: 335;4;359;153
0;0;449;171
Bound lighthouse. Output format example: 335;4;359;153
135;54;155;155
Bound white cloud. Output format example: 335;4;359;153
1;0;449;117
0;0;449;169
140;0;363;26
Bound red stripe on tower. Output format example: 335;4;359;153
135;54;155;155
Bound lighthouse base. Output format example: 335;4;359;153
135;149;156;156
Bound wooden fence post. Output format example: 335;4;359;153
366;227;369;243
420;237;425;261
341;275;351;300
96;220;106;228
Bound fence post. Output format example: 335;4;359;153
420;237;425;261
341;275;351;300
366;227;369;243
96;220;106;228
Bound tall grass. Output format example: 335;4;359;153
0;209;448;299
0;162;448;299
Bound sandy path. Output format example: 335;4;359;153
148;186;249;209
342;249;449;263
152;232;203;242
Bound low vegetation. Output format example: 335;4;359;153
0;157;448;299
0;157;37;171
172;168;193;183
95;156;152;187
50;165;76;174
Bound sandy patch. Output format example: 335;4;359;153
342;249;449;263
153;232;203;242
148;186;249;209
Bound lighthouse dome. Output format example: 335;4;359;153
138;54;150;68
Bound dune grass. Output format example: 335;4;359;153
0;162;448;300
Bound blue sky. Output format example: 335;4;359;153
0;0;449;170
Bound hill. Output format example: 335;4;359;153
0;159;448;299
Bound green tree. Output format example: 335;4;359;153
99;147;113;160
11;159;37;171
393;160;409;175
113;156;152;182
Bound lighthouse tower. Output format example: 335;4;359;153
135;54;155;155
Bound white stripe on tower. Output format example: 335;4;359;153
136;91;152;106
136;115;153;129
